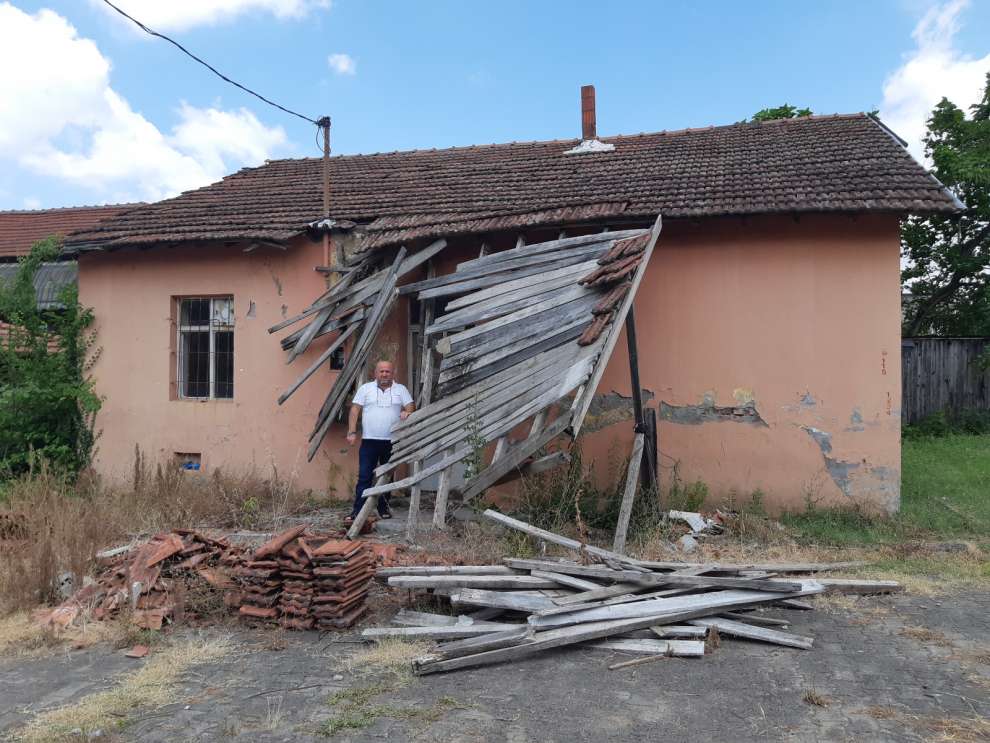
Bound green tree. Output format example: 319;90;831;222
751;104;813;122
902;73;990;336
0;238;101;476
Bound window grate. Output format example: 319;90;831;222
176;296;234;399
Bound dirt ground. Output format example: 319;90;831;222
1;588;988;743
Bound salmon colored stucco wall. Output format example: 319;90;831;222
78;236;410;497
581;213;902;514
79;213;902;514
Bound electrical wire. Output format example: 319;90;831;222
100;0;319;126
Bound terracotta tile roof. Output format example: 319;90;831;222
0;204;141;259
64;114;960;253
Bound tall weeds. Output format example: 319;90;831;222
0;453;316;614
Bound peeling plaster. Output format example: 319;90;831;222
280;304;288;319
801;425;899;512
661;391;769;427
246;301;257;319
800;392;817;408
584;389;655;433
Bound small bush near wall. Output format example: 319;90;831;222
903;409;990;440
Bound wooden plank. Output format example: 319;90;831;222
377;565;515;577
422;626;531;661
504;558;638;582
438;319;587;382
387;361;590;473
393;342;579;432
277;322;358;405
346;472;388;539
444;259;600;312
387;575;563;590
437;325;586;394
404;244;607;297
484;509;640;567
432;449;455;530
360;446;472;498
612;433;645;554
687;618;814;650
266;259;362;334
455;230;642;273
429;283;591;336
361;624;520;641
628;559;869;573
438;293;600;357
449;588;557;612
528;570;602;591
308;247;408;458
590;639;706;658
550;582;644;606
281;307;365;350
492;451;570;486
407;261;438;541
718;611;790;627
570;214;663;437
414;583;823;675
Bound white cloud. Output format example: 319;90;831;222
0;3;288;203
327;53;356;76
880;0;990;162
95;0;330;32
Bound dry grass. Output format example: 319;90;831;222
801;689;830;708
0;611;120;658
922;716;990;743
347;638;434;680
0;456;318;614
898;625;955;648
860;705;898;719
14;633;232;742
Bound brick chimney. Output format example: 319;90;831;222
581;85;596;140
565;85;615;154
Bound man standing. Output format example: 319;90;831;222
345;360;415;523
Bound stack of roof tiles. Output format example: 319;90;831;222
310;540;375;630
234;526;374;630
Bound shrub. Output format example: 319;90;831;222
0;238;100;477
903;409;990;440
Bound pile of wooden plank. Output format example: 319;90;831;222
347;216;665;539
233;526;375;630
361;510;903;674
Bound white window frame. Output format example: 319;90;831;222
176;296;234;400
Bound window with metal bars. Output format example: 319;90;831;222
176;296;234;399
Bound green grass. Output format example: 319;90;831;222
782;434;990;546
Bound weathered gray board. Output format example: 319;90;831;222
901;336;990;423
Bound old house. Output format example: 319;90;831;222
63;102;959;515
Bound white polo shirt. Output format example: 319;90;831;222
352;381;414;441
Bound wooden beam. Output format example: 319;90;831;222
612;433;645;554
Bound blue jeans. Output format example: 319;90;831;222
350;439;393;517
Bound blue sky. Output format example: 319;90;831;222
1;0;988;209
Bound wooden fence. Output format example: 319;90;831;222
901;337;990;423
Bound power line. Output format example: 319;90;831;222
100;0;319;126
